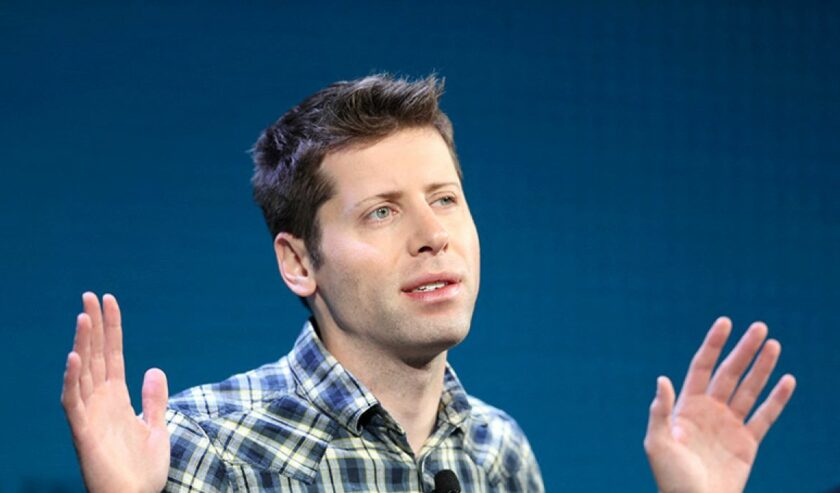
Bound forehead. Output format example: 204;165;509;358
320;127;460;201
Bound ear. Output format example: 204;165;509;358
274;232;317;297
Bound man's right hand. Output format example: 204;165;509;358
61;292;170;493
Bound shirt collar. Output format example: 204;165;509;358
288;320;379;435
287;319;476;434
439;364;475;428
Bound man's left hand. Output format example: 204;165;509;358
644;317;796;493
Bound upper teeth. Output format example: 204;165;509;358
412;281;447;292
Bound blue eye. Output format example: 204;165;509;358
436;195;456;206
370;206;391;220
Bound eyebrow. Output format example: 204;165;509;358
352;181;462;210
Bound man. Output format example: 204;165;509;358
61;74;796;492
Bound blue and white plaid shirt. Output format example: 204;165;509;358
164;320;544;492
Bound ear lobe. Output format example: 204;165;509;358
274;233;317;297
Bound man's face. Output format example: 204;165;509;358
309;127;480;364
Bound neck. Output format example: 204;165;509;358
317;323;446;456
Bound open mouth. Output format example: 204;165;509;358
401;273;461;297
407;281;452;293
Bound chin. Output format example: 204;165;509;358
398;317;471;363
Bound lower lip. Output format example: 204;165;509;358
402;282;462;303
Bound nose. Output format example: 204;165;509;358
409;206;450;256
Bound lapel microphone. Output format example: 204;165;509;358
434;469;461;493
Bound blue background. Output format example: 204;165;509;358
1;2;838;492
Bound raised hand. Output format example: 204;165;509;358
60;293;170;493
644;317;796;493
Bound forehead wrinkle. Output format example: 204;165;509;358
424;181;461;193
352;190;404;210
350;180;461;212
321;129;461;216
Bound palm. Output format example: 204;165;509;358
62;293;170;493
644;318;796;493
664;396;755;492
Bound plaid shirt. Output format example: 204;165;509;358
164;321;544;492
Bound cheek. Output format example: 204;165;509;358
460;218;480;264
320;230;393;284
473;230;481;264
471;230;481;284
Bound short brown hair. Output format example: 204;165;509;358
251;74;461;269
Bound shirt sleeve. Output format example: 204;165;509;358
164;409;232;493
515;433;545;493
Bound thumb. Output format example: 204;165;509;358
142;368;169;429
645;376;675;443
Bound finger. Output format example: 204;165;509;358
729;339;781;420
61;352;86;425
645;376;675;448
82;292;107;385
707;321;768;402
747;374;796;443
102;294;126;382
679;317;732;399
142;368;169;430
75;312;94;400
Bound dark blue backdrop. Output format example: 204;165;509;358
1;2;838;492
